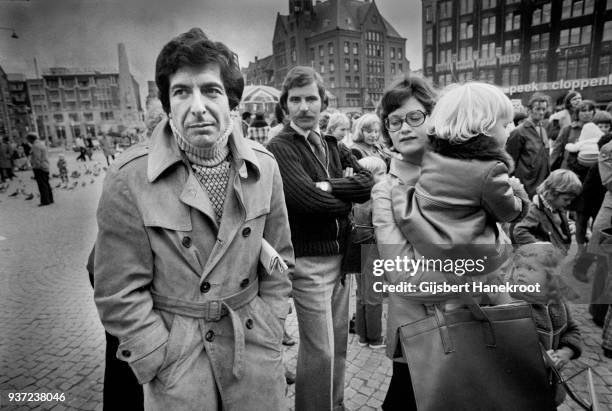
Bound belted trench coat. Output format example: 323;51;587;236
94;120;294;410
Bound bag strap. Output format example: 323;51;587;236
542;345;592;411
441;273;496;347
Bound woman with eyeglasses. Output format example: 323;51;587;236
372;80;531;410
371;75;437;411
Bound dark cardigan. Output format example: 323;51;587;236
267;124;373;257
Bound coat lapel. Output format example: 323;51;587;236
200;164;246;279
179;172;219;230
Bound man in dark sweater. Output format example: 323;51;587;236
267;66;373;411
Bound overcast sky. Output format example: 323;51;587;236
1;0;422;96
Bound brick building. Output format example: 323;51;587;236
244;0;410;111
422;0;612;106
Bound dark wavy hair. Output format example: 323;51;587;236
279;66;328;113
155;28;244;114
376;75;437;149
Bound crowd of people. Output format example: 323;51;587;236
36;27;609;411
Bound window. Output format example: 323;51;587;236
529;63;548;82
320;62;325;74
328;42;334;55
354;77;360;88
344;58;350;71
504;38;520;54
353;60;359;72
459;45;473;60
505;12;521;31
460;0;473;14
425;6;433;22
557;57;589;79
506;0;520;3
53;114;64;122
426;51;433;67
482;0;497;9
319;45;324;58
532;3;551;25
391;63;396;75
501;67;519;86
599;54;612;76
353;43;359;54
480;42;496;59
426;28;433;45
439;49;453;64
84;112;93;121
478;69;496;83
608;0;612;10
562;0;594;19
460;22;474;39
344;41;349;54
531;32;550;50
439;1;452;19
330;78;335;89
398;50;402;60
440;24;453;43
399;63;403;72
391;48;395;59
604;21;612;42
559;26;591;46
329;61;335;73
482;16;496;35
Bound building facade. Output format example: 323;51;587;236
245;0;410;111
7;73;35;142
422;0;612;106
0;66;13;140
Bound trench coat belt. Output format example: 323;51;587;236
150;278;259;379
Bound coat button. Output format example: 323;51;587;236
182;236;192;248
205;330;215;342
121;350;131;358
242;227;251;237
245;319;253;329
240;278;249;288
200;282;211;293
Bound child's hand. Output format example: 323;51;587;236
549;347;574;369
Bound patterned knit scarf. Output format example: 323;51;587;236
170;116;234;223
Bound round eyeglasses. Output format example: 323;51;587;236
384;110;427;132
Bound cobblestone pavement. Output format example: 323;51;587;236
0;148;611;410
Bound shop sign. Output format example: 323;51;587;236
503;74;612;95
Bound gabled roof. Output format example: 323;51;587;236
306;0;403;38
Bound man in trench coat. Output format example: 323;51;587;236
93;28;294;410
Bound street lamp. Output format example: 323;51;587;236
0;27;18;38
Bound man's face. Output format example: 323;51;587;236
169;63;230;148
286;82;322;131
529;101;547;122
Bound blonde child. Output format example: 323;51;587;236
394;82;530;286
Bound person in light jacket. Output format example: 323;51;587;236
93;28;294;411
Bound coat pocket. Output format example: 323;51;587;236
156;315;190;388
246;296;283;352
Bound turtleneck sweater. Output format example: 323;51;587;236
170;118;233;224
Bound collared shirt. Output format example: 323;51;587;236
525;118;549;147
290;121;327;165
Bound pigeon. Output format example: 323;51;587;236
81;182;87;187
9;190;18;197
102;167;108;171
71;171;81;179
90;179;95;184
55;183;62;188
24;194;34;200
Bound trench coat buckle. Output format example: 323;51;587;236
206;301;224;322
